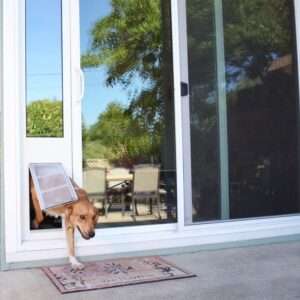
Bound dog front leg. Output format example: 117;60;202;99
31;184;44;229
65;220;84;270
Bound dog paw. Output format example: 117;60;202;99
31;219;40;230
69;256;84;270
71;261;84;270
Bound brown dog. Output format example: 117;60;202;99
30;177;99;269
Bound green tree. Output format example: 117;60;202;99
26;99;63;137
81;0;170;134
81;0;291;144
186;0;292;92
81;0;291;175
90;102;158;167
224;0;292;80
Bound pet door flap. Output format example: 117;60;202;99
29;163;78;210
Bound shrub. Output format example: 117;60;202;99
26;99;63;137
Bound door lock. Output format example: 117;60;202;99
181;82;189;96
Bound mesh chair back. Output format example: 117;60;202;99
133;165;160;193
83;168;106;196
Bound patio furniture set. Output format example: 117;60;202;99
83;164;167;221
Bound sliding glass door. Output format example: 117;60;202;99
182;0;300;224
5;0;300;266
24;0;300;232
26;0;178;231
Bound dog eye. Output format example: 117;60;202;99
80;215;86;220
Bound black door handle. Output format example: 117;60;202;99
181;82;189;96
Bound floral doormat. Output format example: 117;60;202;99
42;256;196;294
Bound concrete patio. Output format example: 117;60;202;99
1;240;300;299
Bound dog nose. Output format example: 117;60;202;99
89;231;95;238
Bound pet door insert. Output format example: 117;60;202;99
29;163;78;210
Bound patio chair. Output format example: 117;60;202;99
127;164;162;221
83;167;107;217
106;167;130;216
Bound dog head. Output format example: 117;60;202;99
65;188;99;240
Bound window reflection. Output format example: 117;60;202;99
26;0;63;137
187;0;299;222
80;0;177;227
186;0;221;222
223;0;299;218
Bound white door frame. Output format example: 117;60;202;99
177;0;193;226
179;0;230;224
3;0;300;267
21;0;74;243
70;0;83;186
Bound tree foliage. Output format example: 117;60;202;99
185;0;293;137
26;100;63;137
185;0;295;219
223;0;292;80
89;102;159;167
81;0;168;132
81;0;293;171
82;0;291;133
82;0;161;86
186;0;292;91
81;0;173;165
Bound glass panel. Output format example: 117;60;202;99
80;0;177;227
28;0;63;230
224;0;300;218
186;0;299;223
26;0;63;137
186;0;221;222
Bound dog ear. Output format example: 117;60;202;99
93;206;100;225
65;205;73;220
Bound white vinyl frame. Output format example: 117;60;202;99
2;0;300;267
20;0;74;245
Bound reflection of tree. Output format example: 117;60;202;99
88;102;160;167
223;0;298;218
82;0;292;135
81;0;166;134
223;0;292;81
26;99;63;137
80;0;298;220
187;0;292;107
82;0;175;166
187;0;296;221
